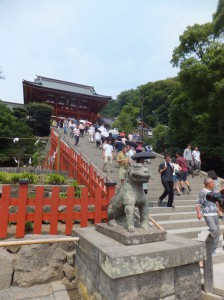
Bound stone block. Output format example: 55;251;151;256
75;248;100;294
160;268;175;298
0;248;14;290
95;223;167;245
63;262;76;281
73;227;206;280
174;263;202;300
99;270;138;300
74;227;205;300
138;271;160;300
14;244;67;287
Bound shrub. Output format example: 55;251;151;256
59;191;67;198
44;174;66;185
71;180;81;198
0;172;11;183
25;221;33;232
22;172;38;184
10;174;23;184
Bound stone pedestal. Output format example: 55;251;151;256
73;227;206;300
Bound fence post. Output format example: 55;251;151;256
105;182;117;204
89;164;94;197
16;179;29;238
203;236;214;293
57;137;61;173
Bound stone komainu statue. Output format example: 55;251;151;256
107;163;151;232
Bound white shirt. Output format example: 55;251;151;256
88;126;95;134
95;132;101;141
192;150;200;162
103;144;113;156
73;128;80;136
127;149;135;158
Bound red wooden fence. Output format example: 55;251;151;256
43;129;107;198
0;182;116;239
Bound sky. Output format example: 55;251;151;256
0;0;218;103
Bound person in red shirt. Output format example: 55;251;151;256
176;152;192;192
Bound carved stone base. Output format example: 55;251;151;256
73;228;206;300
95;223;167;245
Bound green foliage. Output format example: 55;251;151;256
0;173;38;184
59;190;67;198
142;136;154;146
213;0;224;35
71;180;82;198
0;102;35;166
58;180;81;198
44;174;66;185
12;107;28;120
152;125;168;154
25;221;33;232
21;172;38;184
10;174;23;184
0;172;11;183
26;102;53;136
108;79;177;133
166;7;224;176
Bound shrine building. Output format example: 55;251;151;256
23;76;112;122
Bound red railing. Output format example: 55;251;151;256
0;182;116;239
43;128;107;197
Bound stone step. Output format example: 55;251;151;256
150;211;197;221
149;200;198;207
149;205;196;213
148;186;202;192
149;194;199;200
202;291;224;300
156;218;208;230
166;225;224;240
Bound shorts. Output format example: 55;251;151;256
119;167;127;180
178;171;188;182
173;175;179;182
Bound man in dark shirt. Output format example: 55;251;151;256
115;137;125;153
158;154;174;208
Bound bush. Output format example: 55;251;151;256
25;221;33;232
22;172;38;184
0;172;11;183
59;190;67;198
44;174;66;185
71;180;82;198
10;174;23;184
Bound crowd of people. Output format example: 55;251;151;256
54;118;152;188
157;145;224;255
56;119;223;256
158;144;201;208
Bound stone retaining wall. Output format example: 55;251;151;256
0;235;76;290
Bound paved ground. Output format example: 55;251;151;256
0;281;70;300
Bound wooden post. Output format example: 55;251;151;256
57;137;61;173
203;237;214;293
105;182;117;204
16;180;29;238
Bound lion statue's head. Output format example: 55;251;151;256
127;163;151;183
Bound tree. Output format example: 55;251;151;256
26;103;53;136
168;16;224;175
213;0;224;35
152;125;168;154
0;102;34;166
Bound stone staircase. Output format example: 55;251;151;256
58;129;224;298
